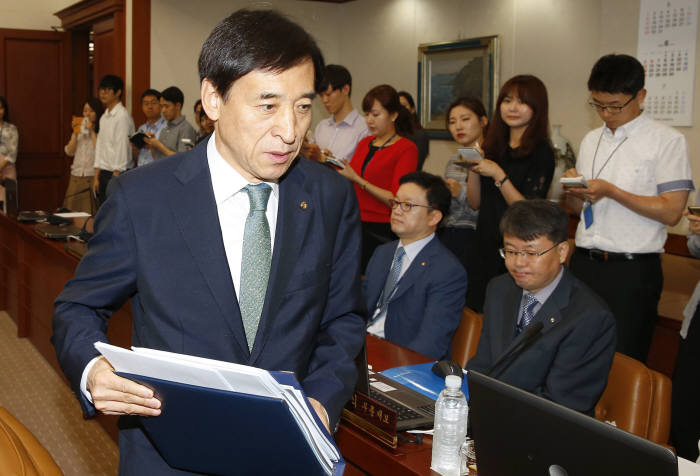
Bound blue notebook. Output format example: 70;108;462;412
117;372;344;476
379;363;469;400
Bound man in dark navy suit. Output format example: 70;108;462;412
363;171;467;360
467;199;615;415
52;9;365;474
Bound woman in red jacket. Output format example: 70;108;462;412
335;84;418;270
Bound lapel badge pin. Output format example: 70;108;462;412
550;317;556;323
420;261;426;267
300;201;308;210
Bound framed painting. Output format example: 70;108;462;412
418;36;499;139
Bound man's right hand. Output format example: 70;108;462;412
87;357;162;416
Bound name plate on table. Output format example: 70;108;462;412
342;392;398;449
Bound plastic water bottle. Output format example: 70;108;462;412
431;375;469;476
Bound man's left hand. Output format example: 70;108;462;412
308;397;330;433
567;178;613;204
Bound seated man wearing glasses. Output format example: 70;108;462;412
363;171;467;360
563;54;694;363
467;199;615;415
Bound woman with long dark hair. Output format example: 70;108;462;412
465;75;555;311
63;98;104;214
0;96;18;209
439;96;488;278
335;84;418;269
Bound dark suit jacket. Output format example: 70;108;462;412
466;267;615;415
52;139;366;474
363;236;467;360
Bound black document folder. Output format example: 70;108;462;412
117;372;345;476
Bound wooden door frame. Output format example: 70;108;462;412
56;0;150;126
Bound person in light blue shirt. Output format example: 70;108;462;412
135;89;166;167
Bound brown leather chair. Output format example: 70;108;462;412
451;307;483;368
0;407;63;476
594;353;672;446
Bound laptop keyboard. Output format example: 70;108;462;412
369;388;423;421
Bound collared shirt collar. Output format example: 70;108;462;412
168;115;186;127
398;232;435;262
603;111;647;139
105;101;125;117
207;131;279;206
523;266;564;305
329;108;362;128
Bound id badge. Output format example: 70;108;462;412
583;201;593;228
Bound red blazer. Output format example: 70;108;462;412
348;136;418;222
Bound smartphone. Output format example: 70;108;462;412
560;176;589;188
458;147;483;162
324;154;346;169
688;206;700;215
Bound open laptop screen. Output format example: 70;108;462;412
467;371;678;476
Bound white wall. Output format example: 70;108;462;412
0;0;75;31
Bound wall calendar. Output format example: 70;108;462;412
638;0;699;126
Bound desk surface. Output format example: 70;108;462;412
336;334;439;476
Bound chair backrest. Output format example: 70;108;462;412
0;407;63;476
647;369;672;445
594;353;672;445
451;307;483;368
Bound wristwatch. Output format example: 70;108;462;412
494;175;509;188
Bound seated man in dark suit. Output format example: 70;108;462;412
364;171;467;360
467;199;616;415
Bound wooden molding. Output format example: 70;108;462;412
55;0;125;29
131;0;150;126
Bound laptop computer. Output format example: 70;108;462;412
354;343;435;431
467;371;678;476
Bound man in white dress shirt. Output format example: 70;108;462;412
564;54;694;362
92;74;135;206
302;64;368;163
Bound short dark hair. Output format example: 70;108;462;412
198;9;325;100
98;75;124;97
317;64;352;95
141;89;161;101
85;97;105;134
362;84;414;138
397;91;415;109
0;96;8;122
500;199;569;244
194;99;202;114
161;86;184;107
399;171;451;226
588;54;645;95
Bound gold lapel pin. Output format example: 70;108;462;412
550;317;556;323
300;201;308;210
420;261;426;267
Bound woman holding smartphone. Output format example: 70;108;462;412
439;97;488;277
63;98;104;214
465;75;555;311
335;84;418;270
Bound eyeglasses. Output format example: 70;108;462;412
389;199;435;212
499;242;561;260
587;94;637;114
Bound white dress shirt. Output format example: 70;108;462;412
367;233;436;338
574;113;694;253
94;102;135;172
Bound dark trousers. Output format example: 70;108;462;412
361;221;396;273
671;302;700;461
97;169;115;208
569;251;662;363
438;226;474;278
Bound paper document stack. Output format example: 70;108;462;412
95;342;342;476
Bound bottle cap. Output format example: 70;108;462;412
445;375;462;389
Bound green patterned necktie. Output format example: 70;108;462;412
239;183;272;351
